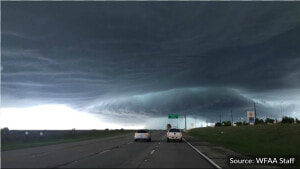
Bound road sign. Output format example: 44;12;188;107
247;111;255;125
168;114;178;119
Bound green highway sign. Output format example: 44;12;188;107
168;114;178;119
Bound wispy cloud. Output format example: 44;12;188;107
2;30;53;41
2;49;58;64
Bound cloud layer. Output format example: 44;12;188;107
2;2;300;125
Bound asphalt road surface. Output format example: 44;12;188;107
2;130;215;168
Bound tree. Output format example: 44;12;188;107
2;127;9;135
215;122;222;127
223;121;232;126
235;122;243;126
255;118;264;125
281;117;294;123
265;118;275;124
243;121;249;125
166;124;172;130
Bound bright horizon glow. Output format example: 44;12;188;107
0;104;145;130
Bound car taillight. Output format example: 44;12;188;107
135;133;139;136
180;133;183;136
167;133;169;136
145;133;149;136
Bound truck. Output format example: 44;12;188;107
166;128;183;142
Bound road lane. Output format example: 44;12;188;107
140;135;214;168
2;134;135;168
59;131;165;168
2;130;215;168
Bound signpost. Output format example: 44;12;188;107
168;114;179;129
168;114;178;119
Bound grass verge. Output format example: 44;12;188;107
2;130;134;151
188;124;300;167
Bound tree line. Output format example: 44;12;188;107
215;116;300;127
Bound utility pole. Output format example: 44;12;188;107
220;112;222;123
254;102;257;119
231;109;233;125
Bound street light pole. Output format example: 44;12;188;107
185;113;186;131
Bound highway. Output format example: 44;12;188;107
2;130;215;168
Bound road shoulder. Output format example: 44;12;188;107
183;134;279;169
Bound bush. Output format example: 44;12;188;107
215;122;222;127
235;122;243;126
281;117;294;123
296;119;300;123
243;121;249;125
255;118;264;125
265;118;275;124
223;121;232;126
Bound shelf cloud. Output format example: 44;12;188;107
2;2;300;128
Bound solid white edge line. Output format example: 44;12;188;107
183;138;222;169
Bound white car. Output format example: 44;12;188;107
134;129;151;142
167;128;182;142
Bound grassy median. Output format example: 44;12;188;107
188;124;300;157
2;130;134;151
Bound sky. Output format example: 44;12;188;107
1;2;300;130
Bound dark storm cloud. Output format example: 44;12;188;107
87;87;254;117
2;2;300;120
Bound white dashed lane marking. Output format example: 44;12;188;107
99;150;111;154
